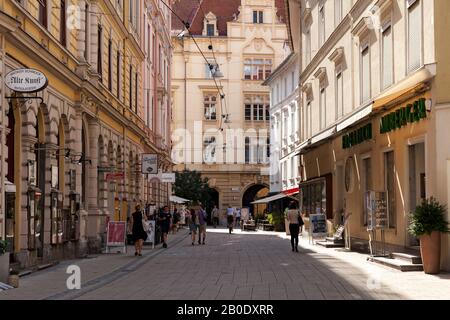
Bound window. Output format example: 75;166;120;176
382;22;393;89
284;78;287;98
129;65;133;108
135;72;138;113
205;61;219;79
117;50;121;99
291;71;295;92
291;108;296;139
253;11;263;23
243;58;272;80
206;24;215;36
336;71;343;119
97;25;103;77
335;0;343;27
362;157;372;226
203;137;216;163
319;87;326;130
407;0;422;72
361;44;370;103
245;137;251;164
60;0;67;46
385;151;396;228
108;39;112;91
305;28;311;64
306;101;312;138
204;94;217;120
84;3;90;61
244;96;269;122
319;4;325;47
39;0;48;28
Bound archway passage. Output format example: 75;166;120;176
242;184;269;217
206;188;219;224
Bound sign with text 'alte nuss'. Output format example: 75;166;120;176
5;69;48;93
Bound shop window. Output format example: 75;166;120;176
300;175;332;219
362;157;372;226
384;151;396;228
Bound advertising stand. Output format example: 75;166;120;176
366;191;389;260
144;220;156;248
106;221;127;254
309;213;327;244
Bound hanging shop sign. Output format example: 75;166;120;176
5;69;48;93
161;173;176;183
106;172;124;181
342;123;372;149
142;154;158;174
380;98;427;134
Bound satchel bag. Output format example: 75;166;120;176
142;213;149;232
298;212;305;227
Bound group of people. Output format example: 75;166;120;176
185;205;208;245
129;204;174;256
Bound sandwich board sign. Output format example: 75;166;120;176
310;213;327;239
106;221;127;253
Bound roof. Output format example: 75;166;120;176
172;0;287;36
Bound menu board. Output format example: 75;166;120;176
366;191;389;231
310;214;327;239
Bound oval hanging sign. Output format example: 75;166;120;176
5;69;48;93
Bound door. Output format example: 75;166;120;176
408;143;425;246
5;193;15;257
335;165;345;225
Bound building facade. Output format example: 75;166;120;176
0;0;173;268
263;52;300;196
171;0;288;220
286;0;450;270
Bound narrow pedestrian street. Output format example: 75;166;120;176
1;227;449;300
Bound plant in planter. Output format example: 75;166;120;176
408;198;450;274
0;239;8;255
8;269;20;288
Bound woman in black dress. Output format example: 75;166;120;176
130;204;148;256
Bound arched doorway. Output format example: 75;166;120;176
205;188;219;224
242;184;269;217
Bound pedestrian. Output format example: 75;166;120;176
226;205;235;234
211;205;219;228
286;201;303;252
235;208;241;227
158;205;172;248
189;208;199;245
172;208;180;234
198;205;207;245
130;204;147;256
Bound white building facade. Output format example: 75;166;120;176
263;53;300;195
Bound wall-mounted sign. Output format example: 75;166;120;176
380;98;427;134
142;154;158;174
342;123;372;149
5;69;48;93
106;172;124;181
161;173;176;183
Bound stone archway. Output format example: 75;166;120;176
241;184;269;216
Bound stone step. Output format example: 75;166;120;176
316;240;345;248
372;256;424;272
326;237;344;244
391;252;422;265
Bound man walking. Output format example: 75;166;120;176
211;205;219;228
235;208;241;228
198;205;207;245
226;206;235;234
158;205;172;248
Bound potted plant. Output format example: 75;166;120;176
408;198;450;274
0;239;9;283
8;269;19;288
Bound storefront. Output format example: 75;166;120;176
331;92;431;252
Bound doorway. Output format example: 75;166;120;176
408;142;426;246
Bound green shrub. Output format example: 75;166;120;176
0;239;8;255
408;197;450;237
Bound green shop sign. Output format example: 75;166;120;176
380;98;427;134
342;123;373;149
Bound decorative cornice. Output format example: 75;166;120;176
328;47;345;63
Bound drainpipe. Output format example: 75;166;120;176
184;41;187;171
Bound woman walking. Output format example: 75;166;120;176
286;201;303;252
189;209;200;245
131;204;148;256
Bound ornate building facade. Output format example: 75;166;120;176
171;0;288;221
0;0;173;268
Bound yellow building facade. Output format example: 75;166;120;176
0;0;172;268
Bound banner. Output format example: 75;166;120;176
241;208;249;221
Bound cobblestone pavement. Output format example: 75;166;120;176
1;227;449;300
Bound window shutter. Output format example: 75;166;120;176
382;24;393;89
408;0;421;72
